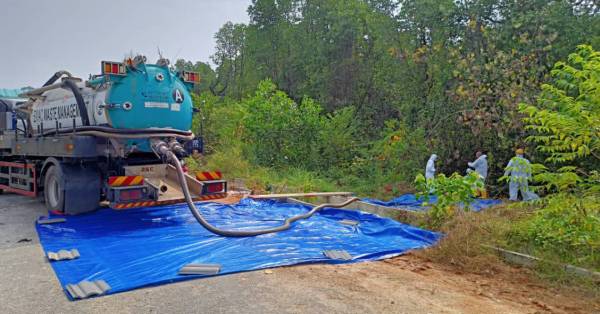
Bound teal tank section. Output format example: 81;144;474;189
105;64;193;131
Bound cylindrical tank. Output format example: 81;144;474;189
104;63;193;131
29;62;193;133
27;59;196;154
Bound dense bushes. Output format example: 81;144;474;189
508;193;600;269
336;121;428;196
241;80;347;170
505;45;600;270
190;79;428;195
238;80;365;173
183;0;599;192
520;45;600;194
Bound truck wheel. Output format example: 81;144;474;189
44;166;65;213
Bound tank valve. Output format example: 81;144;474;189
168;139;187;157
150;139;171;160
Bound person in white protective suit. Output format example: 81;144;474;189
504;148;539;201
425;154;437;180
467;151;488;198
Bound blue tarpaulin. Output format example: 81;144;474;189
36;198;440;299
362;194;502;212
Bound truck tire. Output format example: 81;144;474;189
44;166;65;213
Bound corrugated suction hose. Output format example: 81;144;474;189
166;150;359;237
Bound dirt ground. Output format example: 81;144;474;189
1;193;599;313
270;253;599;314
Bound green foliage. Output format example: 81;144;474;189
240;79;364;173
179;5;600;288
520;45;600;164
210;21;247;98
532;166;582;193
497;46;600;274
191;93;246;153
241;80;325;169
415;172;483;229
519;45;600;193
196;145;337;194
176;1;599;193
318;106;360;172
334;121;428;198
507;193;600;270
372;121;428;181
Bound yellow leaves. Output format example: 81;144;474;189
571;143;578;151
468;19;477;30
456;84;467;97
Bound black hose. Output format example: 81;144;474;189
43;70;72;87
62;80;90;126
167;150;359;237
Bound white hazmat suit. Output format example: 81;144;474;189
425;154;437;180
504;154;539;201
468;154;488;181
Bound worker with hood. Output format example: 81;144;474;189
467;151;488;198
504;148;539;201
425;154;437;180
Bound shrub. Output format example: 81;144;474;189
507;193;600;270
415;171;483;229
191;93;246;153
241;80;324;168
519;45;600;192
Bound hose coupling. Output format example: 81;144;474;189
150;139;170;159
168;138;187;157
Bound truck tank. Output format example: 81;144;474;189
26;57;196;153
104;62;193;130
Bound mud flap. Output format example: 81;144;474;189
61;163;100;215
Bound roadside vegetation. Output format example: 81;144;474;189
182;0;599;295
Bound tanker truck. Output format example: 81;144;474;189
0;56;226;214
0;56;358;238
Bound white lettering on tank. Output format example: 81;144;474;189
174;89;183;103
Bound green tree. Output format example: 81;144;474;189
241;80;324;168
520;45;600;192
211;22;247;98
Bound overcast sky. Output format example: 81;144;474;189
0;0;250;88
